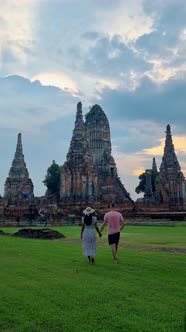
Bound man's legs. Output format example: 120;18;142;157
115;244;119;263
111;244;118;263
109;233;120;263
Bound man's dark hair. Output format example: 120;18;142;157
111;202;116;208
84;213;93;226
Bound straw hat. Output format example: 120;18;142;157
83;206;95;215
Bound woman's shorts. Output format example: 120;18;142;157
108;232;120;245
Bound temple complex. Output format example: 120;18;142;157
4;133;34;202
60;102;133;204
154;125;186;208
1;109;186;226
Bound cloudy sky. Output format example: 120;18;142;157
0;0;186;200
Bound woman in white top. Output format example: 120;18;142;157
81;206;102;264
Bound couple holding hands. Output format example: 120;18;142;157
81;202;125;264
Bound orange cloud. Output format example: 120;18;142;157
143;136;186;156
133;168;145;176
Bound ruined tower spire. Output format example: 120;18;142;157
152;157;158;174
154;124;186;207
15;133;23;157
66;102;87;163
75;101;84;129
61;102;96;201
8;133;29;179
4;133;34;200
160;124;180;172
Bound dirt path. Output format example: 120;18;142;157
61;238;186;254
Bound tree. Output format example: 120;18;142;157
135;172;146;194
43;161;61;196
135;170;158;194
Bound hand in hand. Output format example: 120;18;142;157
99;233;102;238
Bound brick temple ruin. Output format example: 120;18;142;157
60;102;133;206
4;133;34;203
0;103;186;224
141;124;186;210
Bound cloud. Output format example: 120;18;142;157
31;72;80;95
144;136;186;156
110;119;163;155
92;0;153;40
112;147;152;199
134;0;186;82
98;75;186;133
0;75;78;132
17;0;153;96
80;34;152;79
35;0;152;44
0;1;36;75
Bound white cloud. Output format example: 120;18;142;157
31;72;80;95
95;0;153;41
0;0;35;71
180;28;186;41
0;76;77;132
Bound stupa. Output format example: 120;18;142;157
4;133;34;202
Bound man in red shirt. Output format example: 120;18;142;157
100;202;125;263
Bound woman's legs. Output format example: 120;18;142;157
89;256;95;263
87;256;95;263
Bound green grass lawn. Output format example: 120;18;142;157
58;224;186;249
0;225;186;332
2;224;186;249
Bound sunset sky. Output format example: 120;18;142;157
0;0;186;200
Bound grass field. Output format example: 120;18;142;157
0;225;186;332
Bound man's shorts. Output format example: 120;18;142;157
108;232;120;245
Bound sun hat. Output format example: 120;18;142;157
83;206;95;215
